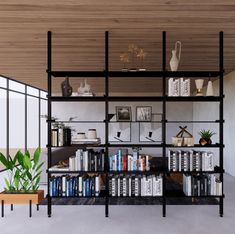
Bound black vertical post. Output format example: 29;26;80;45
47;31;52;218
39;90;41;149
219;31;224;217
105;31;109;218
6;79;9;158
10;204;13;211
29;200;32;217
1;200;4;217
25;86;27;153
162;31;166;217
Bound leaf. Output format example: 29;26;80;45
4;178;10;190
14;177;19;189
23;155;32;169
33;148;41;166
35;162;44;172
32;171;42;181
15;150;24;166
26;171;32;181
25;150;30;158
0;153;9;169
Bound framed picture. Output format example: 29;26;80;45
136;106;152;122
116;106;132;121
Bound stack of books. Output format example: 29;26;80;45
109;149;150;172
168;78;190;96
168;150;214;172
108;174;162;197
183;173;222;196
72;138;101;145
49;175;101;197
69;149;105;171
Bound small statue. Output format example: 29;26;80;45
137;48;147;71
120;52;129;71
77;79;92;96
61;76;72;97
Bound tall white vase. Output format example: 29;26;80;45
206;80;214;96
170;41;182;71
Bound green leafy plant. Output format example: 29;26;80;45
0;148;43;193
198;129;216;139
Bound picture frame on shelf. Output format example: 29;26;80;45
136;106;152;122
116;106;132;122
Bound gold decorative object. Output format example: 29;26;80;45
128;44;139;71
120;52;129;71
137;48;147;71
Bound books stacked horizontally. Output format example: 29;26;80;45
109;174;162;197
168;78;190;96
168;150;214;172
183;174;222;196
109;149;150;172
49;175;102;197
72;138;101;145
69;149;105;171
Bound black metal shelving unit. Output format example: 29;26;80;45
46;31;224;218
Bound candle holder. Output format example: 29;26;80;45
195;79;204;96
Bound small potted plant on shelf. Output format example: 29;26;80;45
198;129;216;146
0;148;44;217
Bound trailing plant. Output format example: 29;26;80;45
198;129;216;139
0;148;43;193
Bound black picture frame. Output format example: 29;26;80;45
136;106;152;122
116;106;132;122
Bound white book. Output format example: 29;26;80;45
146;155;150;171
112;178;116;197
128;177;132;197
178;150;182;171
173;79;180;96
123;177;127;197
135;178;139;196
205;152;214;171
76;149;82;171
216;180;222;196
145;176;153;196
95;176;100;197
78;176;83;196
168;78;173;96
69;156;75;171
62;176;67;197
83;151;89;171
117;177;120;197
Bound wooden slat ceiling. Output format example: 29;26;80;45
0;0;235;94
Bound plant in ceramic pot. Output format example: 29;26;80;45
198;130;216;146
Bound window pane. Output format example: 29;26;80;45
27;96;39;154
9;80;25;93
27;86;39;97
9;91;25;155
40;91;47;99
0;76;7;88
0;89;7;170
41;99;47;149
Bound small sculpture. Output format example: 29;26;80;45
128;44;139;71
120;52;129;71
137;48;147;71
77;79;93;96
169;41;182;71
61;76;73;97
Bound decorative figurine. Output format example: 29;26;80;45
137;48;147;71
61;76;73;97
128;44;139;71
120;52;129;71
77;79;93;96
169;41;182;71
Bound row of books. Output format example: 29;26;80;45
168;78;190;96
183;174;222;196
69;149;105;171
108;175;163;197
168;150;214;172
109;149;150;172
49;175;101;197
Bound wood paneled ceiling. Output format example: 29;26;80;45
0;0;235;93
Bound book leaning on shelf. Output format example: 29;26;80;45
168;150;214;172
109;149;150;172
108;174;162;197
49;175;102;197
183;173;222;196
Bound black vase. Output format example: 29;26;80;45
63;128;71;146
61;77;73;97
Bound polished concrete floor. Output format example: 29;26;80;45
0;174;235;234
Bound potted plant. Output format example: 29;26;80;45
0;148;44;217
198;129;216;146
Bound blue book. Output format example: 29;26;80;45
133;151;138;171
117;149;122;171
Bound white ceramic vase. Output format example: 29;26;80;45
195;79;204;96
206;80;214;96
169;41;182;71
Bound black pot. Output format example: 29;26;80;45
199;138;212;146
63;128;71;146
